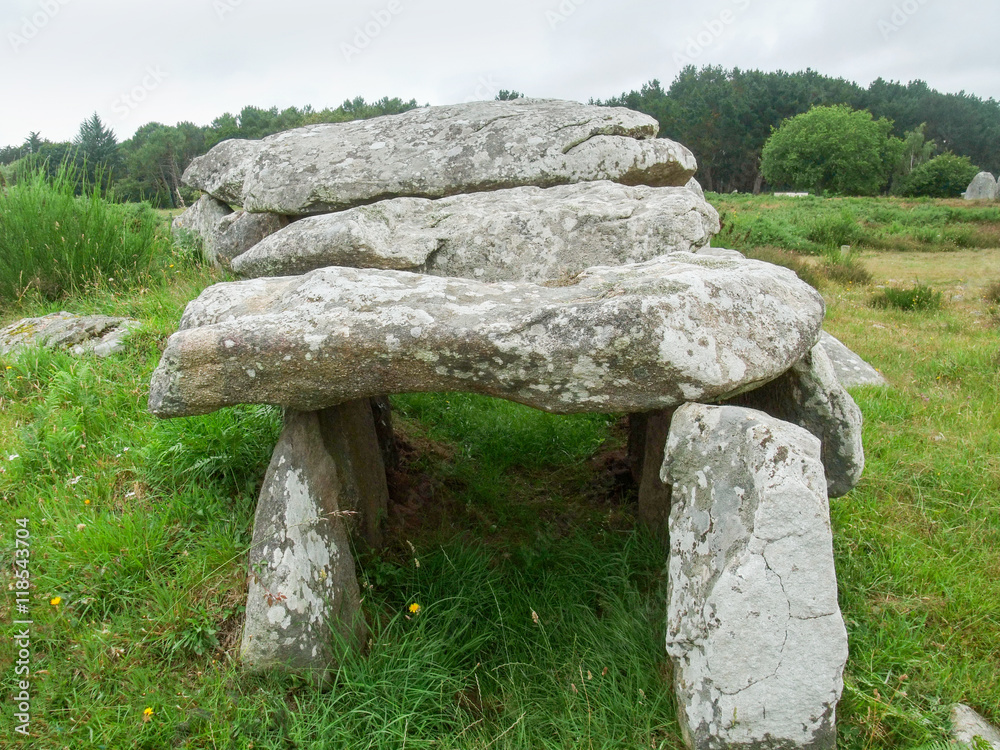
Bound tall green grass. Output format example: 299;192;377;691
0;162;168;303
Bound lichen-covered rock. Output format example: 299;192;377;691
213;210;288;268
951;704;1000;749
230;182;719;280
662;403;848;750
171;194;233;264
241;404;379;673
183;99;697;215
818;331;888;388
0;312;138;357
724;342;865;497
148;253;824;418
964;171;997;200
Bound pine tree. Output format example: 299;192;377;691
74;113;120;187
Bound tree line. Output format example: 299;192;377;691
597;66;999;193
2;66;998;204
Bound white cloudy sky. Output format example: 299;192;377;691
2;0;997;147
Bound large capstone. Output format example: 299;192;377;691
230;181;720;281
724;342;865;497
662;403;848;750
182;99;697;215
148;253;825;418
241;403;385;673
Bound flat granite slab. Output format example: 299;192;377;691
149;253;824;418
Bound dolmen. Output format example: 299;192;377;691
155;98;863;750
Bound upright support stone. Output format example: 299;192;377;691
241;400;388;674
630;408;675;535
724;343;864;497
661;403;848;750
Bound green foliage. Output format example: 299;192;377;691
897;153;980;198
73;112;121;189
711;192;1000;254
821;250;873;286
603;68;1000;193
871;283;943;311
761;104;903;195
495;89;524;100
0;162;166;302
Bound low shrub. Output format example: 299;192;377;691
871;283;943;311
821;248;873;286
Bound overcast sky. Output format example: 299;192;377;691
2;0;997;147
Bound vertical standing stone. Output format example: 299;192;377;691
661;403;848;750
241;400;389;673
724;344;864;498
630;408;676;534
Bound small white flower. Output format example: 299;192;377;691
7;454;20;461
69;475;83;485
76;523;86;531
125;491;136;499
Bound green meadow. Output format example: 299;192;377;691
0;182;998;748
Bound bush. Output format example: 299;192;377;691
761;105;902;196
871;283;943;311
897;153;980;198
0;162;166;302
821;249;873;286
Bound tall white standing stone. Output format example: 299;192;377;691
661;403;848;750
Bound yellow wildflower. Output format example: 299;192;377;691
408;603;421;615
50;596;62;606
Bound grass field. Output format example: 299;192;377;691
0;195;998;748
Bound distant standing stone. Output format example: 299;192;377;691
662;403;848;750
964;171;997;200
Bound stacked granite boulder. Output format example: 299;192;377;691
155;99;864;749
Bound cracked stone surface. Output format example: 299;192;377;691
0;312;138;357
182;98;697;215
724;342;865;498
241;405;378;673
148;253;824;418
817;331;888;388
171;194;233;265
172;195;287;268
230;181;720;281
661;403;848;750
